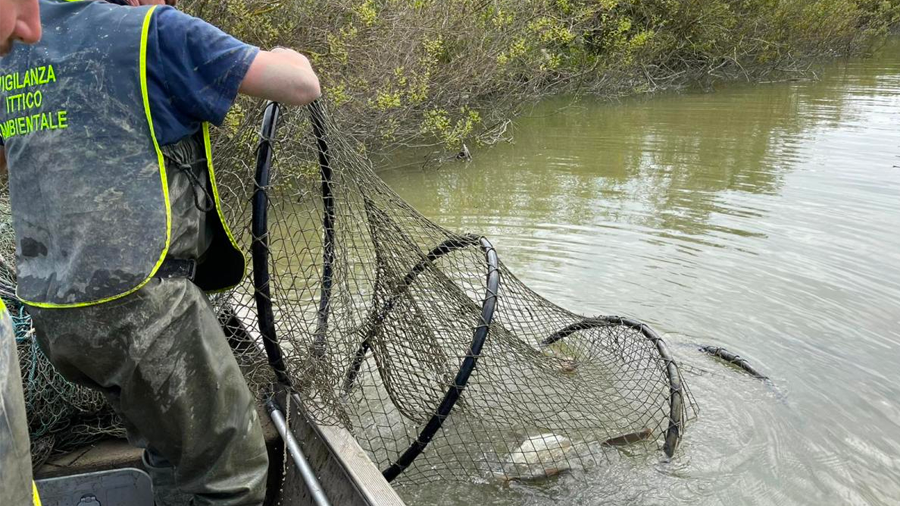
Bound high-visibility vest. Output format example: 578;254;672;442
0;0;245;307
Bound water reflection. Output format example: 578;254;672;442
381;40;900;506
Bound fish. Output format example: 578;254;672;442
541;341;584;373
496;433;575;481
601;428;652;447
699;345;769;380
494;428;654;482
558;359;578;373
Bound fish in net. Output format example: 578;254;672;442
2;99;697;482
211;101;698;484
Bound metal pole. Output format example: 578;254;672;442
253;101;331;504
266;398;332;506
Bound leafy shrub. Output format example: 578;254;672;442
184;0;899;154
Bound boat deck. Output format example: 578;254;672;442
35;399;405;506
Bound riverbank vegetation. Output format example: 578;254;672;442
187;0;900;155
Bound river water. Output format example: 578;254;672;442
378;40;900;505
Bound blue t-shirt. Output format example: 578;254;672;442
1;5;258;146
144;6;259;145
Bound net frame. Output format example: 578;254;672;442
248;100;690;482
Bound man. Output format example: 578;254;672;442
0;0;320;504
0;1;40;505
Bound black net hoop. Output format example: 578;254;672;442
240;100;696;483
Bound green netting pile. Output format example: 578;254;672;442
3;100;696;484
0;303;123;468
0;192;121;467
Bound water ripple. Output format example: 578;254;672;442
383;39;900;506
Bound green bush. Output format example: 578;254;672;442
184;0;900;154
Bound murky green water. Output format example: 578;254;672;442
379;40;900;505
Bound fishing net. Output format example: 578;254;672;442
3;303;125;468
210;101;698;484
3;99;696;482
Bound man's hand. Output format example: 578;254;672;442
239;47;321;106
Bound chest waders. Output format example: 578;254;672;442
0;0;244;308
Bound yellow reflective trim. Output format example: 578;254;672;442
20;6;170;308
33;482;42;506
202;122;247;293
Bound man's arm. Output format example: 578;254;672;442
239;48;321;106
0;150;7;178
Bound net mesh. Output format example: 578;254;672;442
3;100;697;483
210;101;697;483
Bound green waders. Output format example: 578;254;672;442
27;136;268;506
0;302;35;506
28;277;267;506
